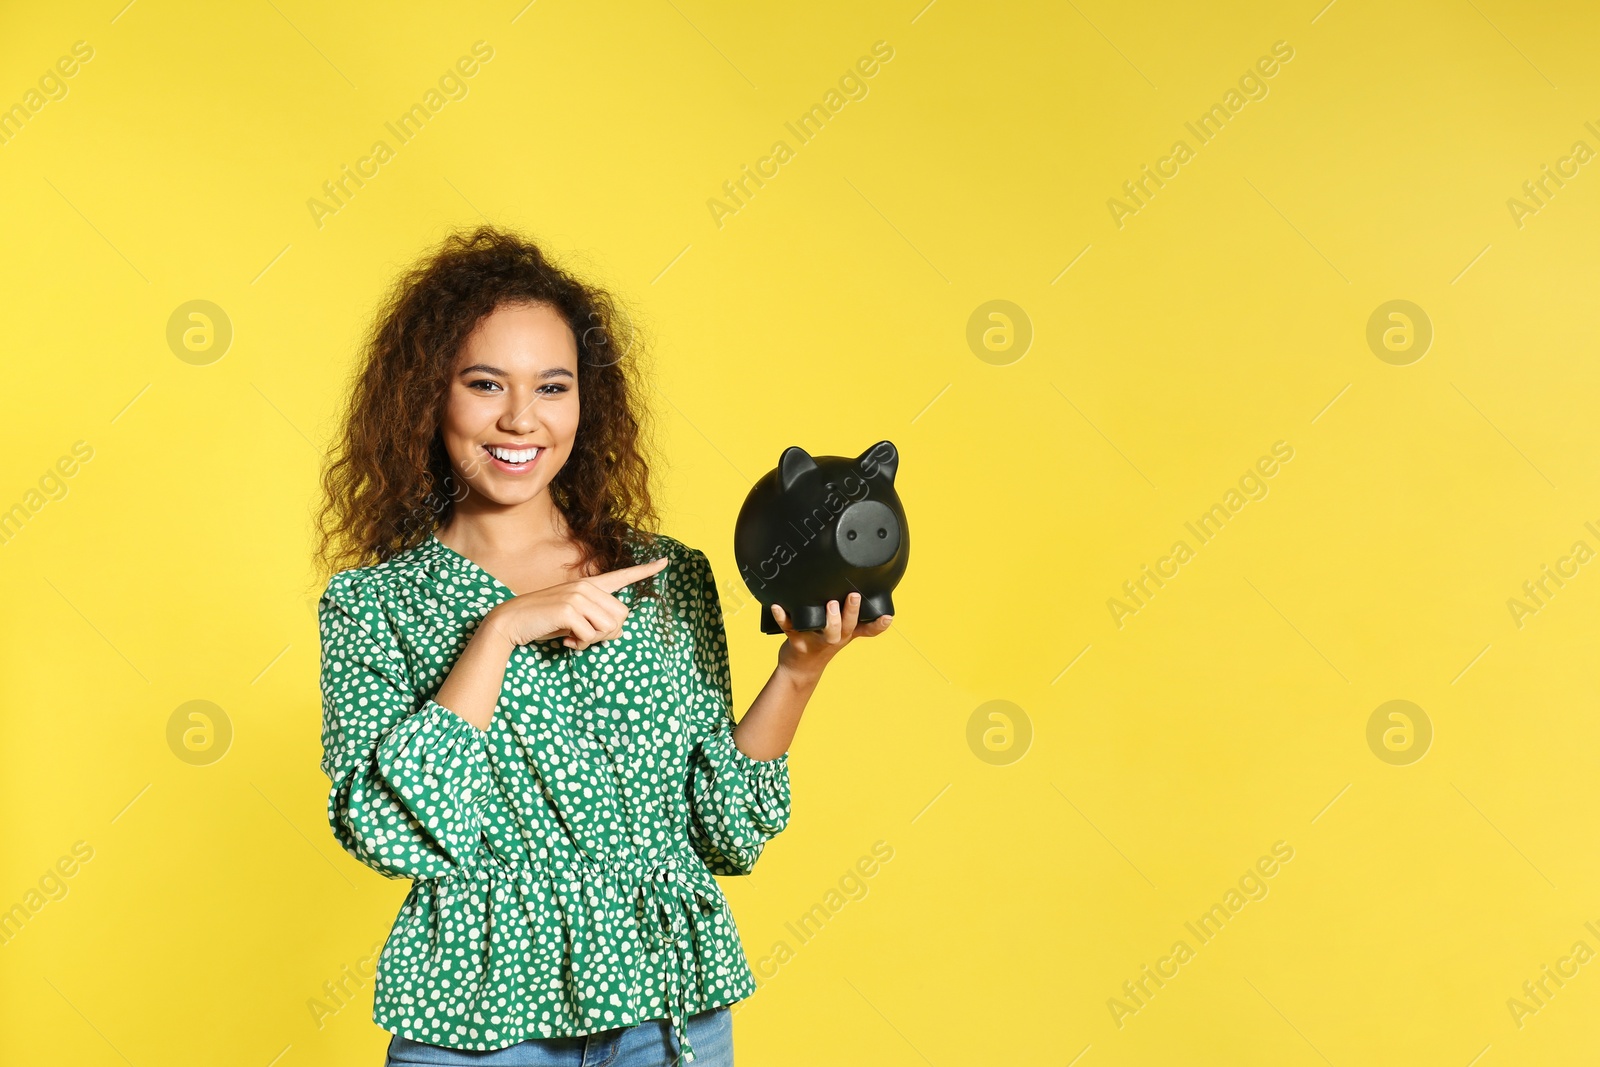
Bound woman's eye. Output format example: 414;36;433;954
467;380;567;395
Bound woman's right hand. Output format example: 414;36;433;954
485;556;669;651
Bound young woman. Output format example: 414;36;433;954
312;226;891;1066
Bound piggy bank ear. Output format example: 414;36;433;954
779;446;818;493
856;440;898;484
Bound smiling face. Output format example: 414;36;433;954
439;300;580;510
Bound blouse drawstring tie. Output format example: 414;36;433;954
636;856;698;1063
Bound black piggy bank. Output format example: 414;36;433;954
733;440;908;635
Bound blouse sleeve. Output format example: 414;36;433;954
681;548;792;876
318;570;493;881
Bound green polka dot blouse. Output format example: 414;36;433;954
316;530;792;1063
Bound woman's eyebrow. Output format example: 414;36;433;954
457;363;575;380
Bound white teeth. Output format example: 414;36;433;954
487;446;541;464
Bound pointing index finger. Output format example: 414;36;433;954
587;556;669;594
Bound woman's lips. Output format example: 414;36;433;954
483;444;543;473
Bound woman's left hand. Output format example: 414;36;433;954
772;592;893;680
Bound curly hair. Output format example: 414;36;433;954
312;224;670;627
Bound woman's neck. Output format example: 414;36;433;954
437;497;572;559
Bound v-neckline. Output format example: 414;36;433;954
427;531;632;605
429;531;529;597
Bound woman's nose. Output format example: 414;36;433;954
500;394;540;433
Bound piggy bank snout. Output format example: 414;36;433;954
834;500;900;568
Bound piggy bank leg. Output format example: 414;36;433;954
762;602;831;634
858;591;894;625
759;602;826;634
760;608;784;635
791;603;831;632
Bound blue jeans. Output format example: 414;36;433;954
382;1007;733;1067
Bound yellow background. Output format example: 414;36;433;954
2;1;1597;1064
